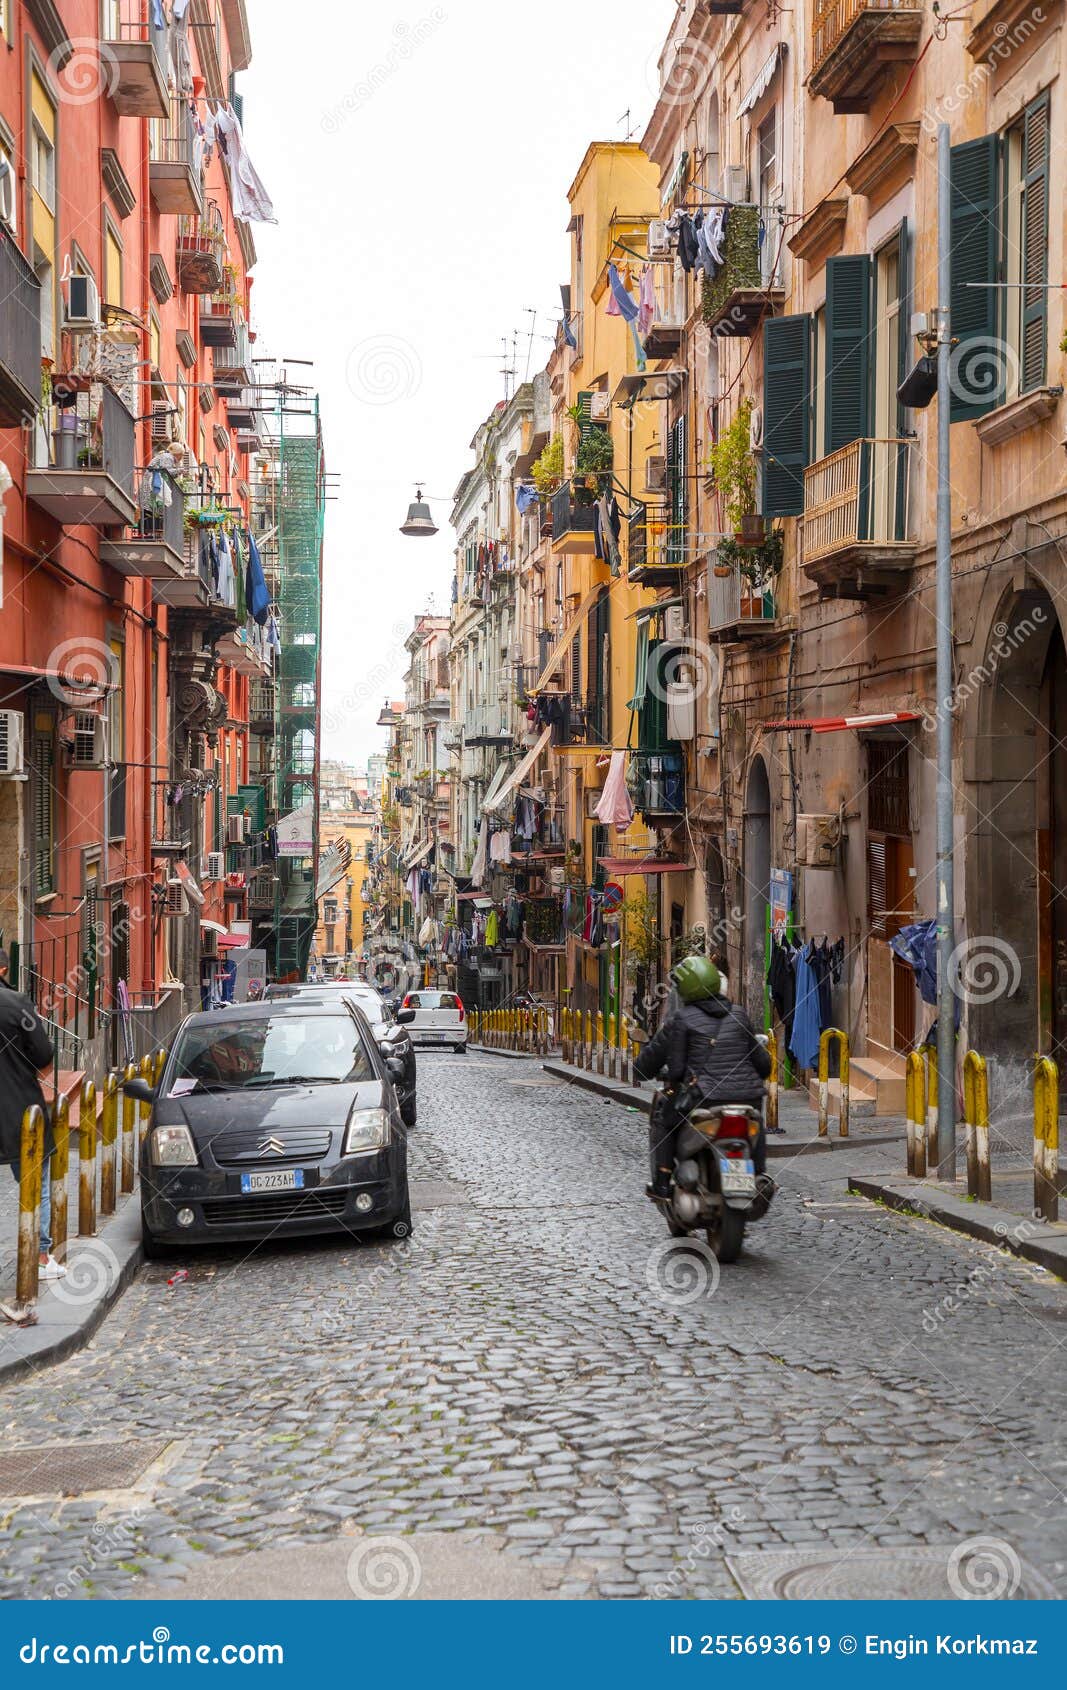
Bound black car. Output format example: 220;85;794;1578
124;1001;411;1258
264;981;417;1126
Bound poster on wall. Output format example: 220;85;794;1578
276;803;314;857
232;948;268;1003
770;868;793;937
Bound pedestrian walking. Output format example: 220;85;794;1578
0;950;66;1280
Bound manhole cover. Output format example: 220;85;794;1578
728;1547;1058;1601
0;1439;171;1499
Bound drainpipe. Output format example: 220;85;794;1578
935;123;957;1180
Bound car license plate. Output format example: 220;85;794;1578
241;1170;305;1194
721;1160;756;1195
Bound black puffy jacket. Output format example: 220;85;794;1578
634;995;771;1106
0;980;55;1165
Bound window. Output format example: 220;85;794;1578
32;713;56;898
757;111;777;209
949;93;1050;418
31;120;54;212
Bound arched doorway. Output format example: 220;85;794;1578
966;586;1063;1064
744;756;771;1023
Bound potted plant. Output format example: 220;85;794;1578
531;435;564;497
708;397;761;544
574;426;613;492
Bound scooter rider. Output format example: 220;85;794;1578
634;956;773;1201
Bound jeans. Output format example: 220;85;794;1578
648;1092;766;1182
8;1156;53;1254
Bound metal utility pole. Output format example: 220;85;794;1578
935;122;956;1180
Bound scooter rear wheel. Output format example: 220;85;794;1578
707;1205;745;1263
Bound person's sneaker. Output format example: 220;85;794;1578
38;1254;67;1281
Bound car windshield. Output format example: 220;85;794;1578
169;1014;374;1090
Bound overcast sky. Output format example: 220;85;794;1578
246;0;676;769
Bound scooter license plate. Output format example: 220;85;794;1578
720;1159;756;1195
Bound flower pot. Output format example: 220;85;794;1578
737;515;765;546
712;564;732;579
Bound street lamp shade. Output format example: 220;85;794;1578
400;487;438;538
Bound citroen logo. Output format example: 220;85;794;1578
259;1136;286;1157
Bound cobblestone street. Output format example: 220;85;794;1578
1;1054;1065;1601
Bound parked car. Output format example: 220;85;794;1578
124;1001;411;1258
397;989;468;1052
265;981;417;1126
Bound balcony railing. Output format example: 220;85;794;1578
100;467;185;579
150;96;204;215
708;567;778;639
200;292;240;351
810;0;924;113
631;752;685;820
627;502;687;585
28;385;137;529
523;898;566;948
701;206;782;336
550;480;600;553
0;228;42;426
103;1;170;119
213;322;253;394
464;704;512;745
803;438;915;595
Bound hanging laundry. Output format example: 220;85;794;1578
212;102;277;224
789;942;824;1071
594;751;635;835
470;817;488;887
607;263;639;324
515;483;539;515
563;316;578;350
171;0;194;96
594;492;622;576
484;909;500;948
245;529;271;625
489;829;512;866
638;265;657;336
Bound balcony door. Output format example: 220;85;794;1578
872;224;909;545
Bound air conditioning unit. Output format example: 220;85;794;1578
64;273;101;330
666;680;696;744
722;165;748;203
204;851;226;880
796;813;843;869
201;927;218;958
66;712;106;770
165;881;188;918
227;814;246;844
548;866;565;890
664;604;686;643
0;709;25;777
648;218;670;257
645;454;667;494
589;391;610;423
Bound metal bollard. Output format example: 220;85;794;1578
139;1054;155;1147
923;1042;939;1176
963;1050;991;1202
766;1036;779;1133
99;1073;119;1217
1034;1055;1059;1223
78;1080;97;1238
596;1012;605;1075
153;1047;167;1087
817;1029;850;1139
121;1064;136;1195
906;1052;927;1178
14;1105;45;1317
50;1094;70;1262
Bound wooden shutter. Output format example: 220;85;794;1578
570;632;581;697
949;134;1001;421
1021;95;1049;395
667;415;687;563
825;255;871;454
867;837;887;939
762;313;811;516
867;740;910;835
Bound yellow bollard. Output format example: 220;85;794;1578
607;1015;617;1079
99;1074;119;1217
923;1042;939;1176
766;1036;779;1133
153;1048;167;1087
14;1105;45;1316
963;1051;991;1202
121;1064;136;1195
596;1012;605;1075
139;1054;155;1147
906;1052;927;1179
78;1080;97;1238
584;1011;594;1071
1034;1056;1059;1223
817;1029;850;1138
50;1094;70;1262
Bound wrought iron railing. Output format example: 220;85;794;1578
0;229;42;425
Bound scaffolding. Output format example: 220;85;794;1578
249;374;325;981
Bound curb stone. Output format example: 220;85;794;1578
847;1173;1067;1278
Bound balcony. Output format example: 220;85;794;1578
176;227;224;295
803;438;916;598
708;566;780;642
150;97;204;216
464;705;512;747
152;522;237;620
102;2;169;119
810;0;924;114
627;503;686;587
200;291;240;351
226;386;258;431
0;230;42;426
632;751;685;823
213;323;253;396
523;898;566;949
100;468;185;579
249;680;276;729
27;386;137;529
702;207;782;337
641;310;684;361
550;481;599;554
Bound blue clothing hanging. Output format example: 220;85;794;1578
789;943;823;1071
245;529;270;625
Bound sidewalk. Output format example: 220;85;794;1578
0;1144;144;1385
540;1059;907;1158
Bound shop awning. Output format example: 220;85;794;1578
597;857;694;875
484;727;552;814
739;42;786;116
531;587;603;692
762;712;921;734
613;369;687;406
480;761;514;815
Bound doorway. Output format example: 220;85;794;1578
744;757;771;1023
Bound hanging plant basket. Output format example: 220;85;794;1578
712;562;732;578
737;514;766;547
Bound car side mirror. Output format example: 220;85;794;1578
385;1057;406;1084
123;1079;156;1104
396;1009;415;1025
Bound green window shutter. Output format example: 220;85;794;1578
667;415;688;562
949;133;1001;421
33;733;55;897
628;621;650;711
825;255;871;453
1021;95;1049;395
762;313;812;516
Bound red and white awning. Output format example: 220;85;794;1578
762;712;921;734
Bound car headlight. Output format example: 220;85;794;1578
343;1107;389;1156
152;1125;198;1167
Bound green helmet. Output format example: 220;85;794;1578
672;956;721;1004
